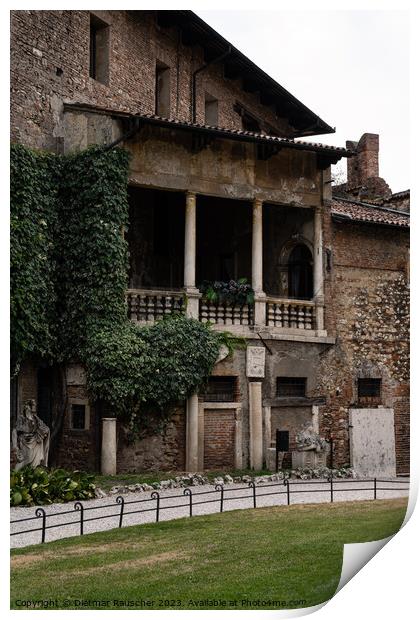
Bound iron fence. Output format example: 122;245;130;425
10;477;410;546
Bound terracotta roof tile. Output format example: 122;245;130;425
63;103;353;158
331;199;410;228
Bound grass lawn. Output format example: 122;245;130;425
10;498;407;611
95;468;273;491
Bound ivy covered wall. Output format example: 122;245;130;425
11;144;228;435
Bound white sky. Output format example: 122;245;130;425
196;10;409;192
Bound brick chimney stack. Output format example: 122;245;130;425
346;133;379;188
345;133;391;199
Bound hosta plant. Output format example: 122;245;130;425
10;466;96;506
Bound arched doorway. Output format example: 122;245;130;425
288;244;313;300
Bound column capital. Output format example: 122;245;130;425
186;190;197;200
253;196;264;207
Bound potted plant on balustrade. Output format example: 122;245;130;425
199;278;255;307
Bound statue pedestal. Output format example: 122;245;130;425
266;448;285;471
292;450;327;469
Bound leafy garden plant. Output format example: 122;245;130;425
10;466;95;506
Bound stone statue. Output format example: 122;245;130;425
292;426;329;469
295;426;328;453
12;399;50;470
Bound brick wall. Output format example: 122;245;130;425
55;385;99;472
317;212;410;473
204;410;236;469
11;10;294;152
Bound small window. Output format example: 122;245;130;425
71;403;88;430
202;377;237;402
276;377;307;398
155;61;170;117
234;103;262;133
241;112;260;133
205;94;218;126
89;14;110;85
358;378;381;403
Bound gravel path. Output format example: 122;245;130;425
10;478;409;549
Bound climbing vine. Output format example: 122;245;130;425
10;145;61;373
10;143;238;435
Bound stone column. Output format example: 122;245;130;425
252;197;266;325
101;418;117;475
234;409;243;469
184;191;199;318
185;393;199;471
249;381;263;470
313;205;324;331
311;405;320;434
198;399;205;471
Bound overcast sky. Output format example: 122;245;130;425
196;10;409;192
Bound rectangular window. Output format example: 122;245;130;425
90;14;110;85
358;378;381;402
202;377;237;402
71;403;88;430
205;94;218;126
276;377;307;398
155;61;170;117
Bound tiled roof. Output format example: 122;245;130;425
136;112;353;155
64;103;353;159
331;198;410;228
150;10;335;138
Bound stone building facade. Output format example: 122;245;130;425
10;10;409;476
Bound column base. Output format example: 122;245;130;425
253;292;267;326
184;287;200;319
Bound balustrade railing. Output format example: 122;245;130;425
127;289;317;331
199;300;254;326
127;289;185;323
266;298;315;330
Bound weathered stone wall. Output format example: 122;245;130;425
116;407;186;473
60;109;322;206
317;211;409;473
11;10;295;152
55;383;98;472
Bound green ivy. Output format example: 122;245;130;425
10;145;61;373
10;144;237;436
56;146;130;360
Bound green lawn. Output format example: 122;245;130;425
10;498;407;611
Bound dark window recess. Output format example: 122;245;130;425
358;378;381;399
234;103;262;133
10;376;18;429
288;244;313;300
241;112;261;133
89;14;110;84
276;377;307;398
37;367;53;427
155;62;170;117
205;94;218;126
71;404;86;430
202;377;237;402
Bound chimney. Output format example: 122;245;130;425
345;133;391;199
346;133;379;187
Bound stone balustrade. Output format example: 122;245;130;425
127;289;320;331
199;300;254;326
127;289;185;323
266;297;315;330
